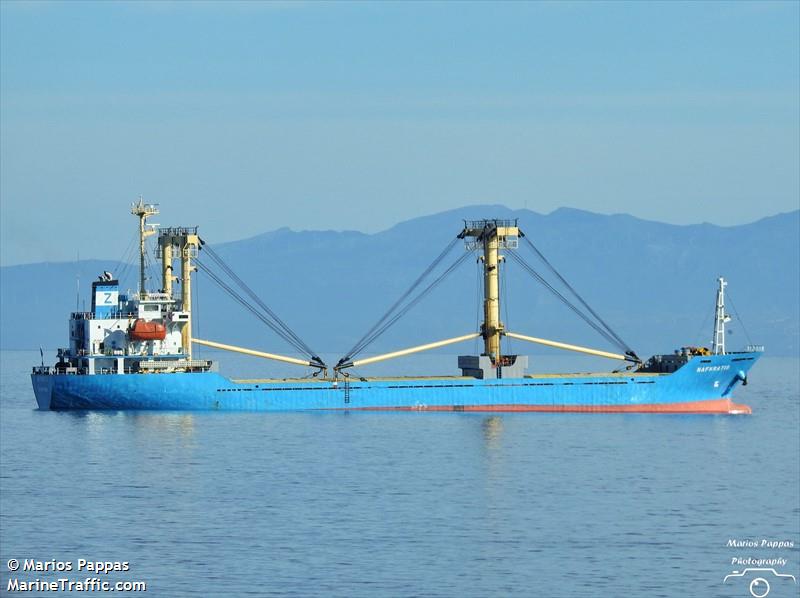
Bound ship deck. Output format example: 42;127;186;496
232;371;666;384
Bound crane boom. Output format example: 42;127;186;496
338;333;481;370
192;338;323;368
504;331;637;362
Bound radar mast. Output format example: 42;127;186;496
131;198;159;298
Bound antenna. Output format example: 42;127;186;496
76;249;80;312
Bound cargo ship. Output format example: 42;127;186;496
31;201;762;413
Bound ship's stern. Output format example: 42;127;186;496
31;370;54;410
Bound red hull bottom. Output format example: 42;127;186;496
336;399;751;415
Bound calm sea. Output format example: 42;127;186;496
1;350;798;597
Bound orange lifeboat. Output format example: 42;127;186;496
129;319;167;341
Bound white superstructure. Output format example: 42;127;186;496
56;200;211;375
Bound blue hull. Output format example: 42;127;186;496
32;353;760;413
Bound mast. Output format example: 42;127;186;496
484;224;502;359
158;230;176;299
160;241;173;298
158;227;199;359
131;198;159;297
712;276;731;355
180;232;199;358
461;219;519;363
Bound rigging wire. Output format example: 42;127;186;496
145;243;160;293
519;234;634;354
194;264;200;354
201;244;316;357
474;255;482;354
114;231;140;291
344;236;461;359
194;258;306;355
725;291;754;346
194;258;305;354
340;248;473;364
198;243;320;360
194;257;320;363
507;250;631;354
501;255;513;355
352;250;473;357
693;304;713;348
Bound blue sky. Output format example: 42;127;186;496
1;1;798;265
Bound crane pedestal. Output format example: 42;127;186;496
458;354;529;379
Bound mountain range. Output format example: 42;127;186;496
2;206;798;362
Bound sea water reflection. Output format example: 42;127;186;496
1;351;797;597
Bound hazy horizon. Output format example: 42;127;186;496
2;2;798;266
